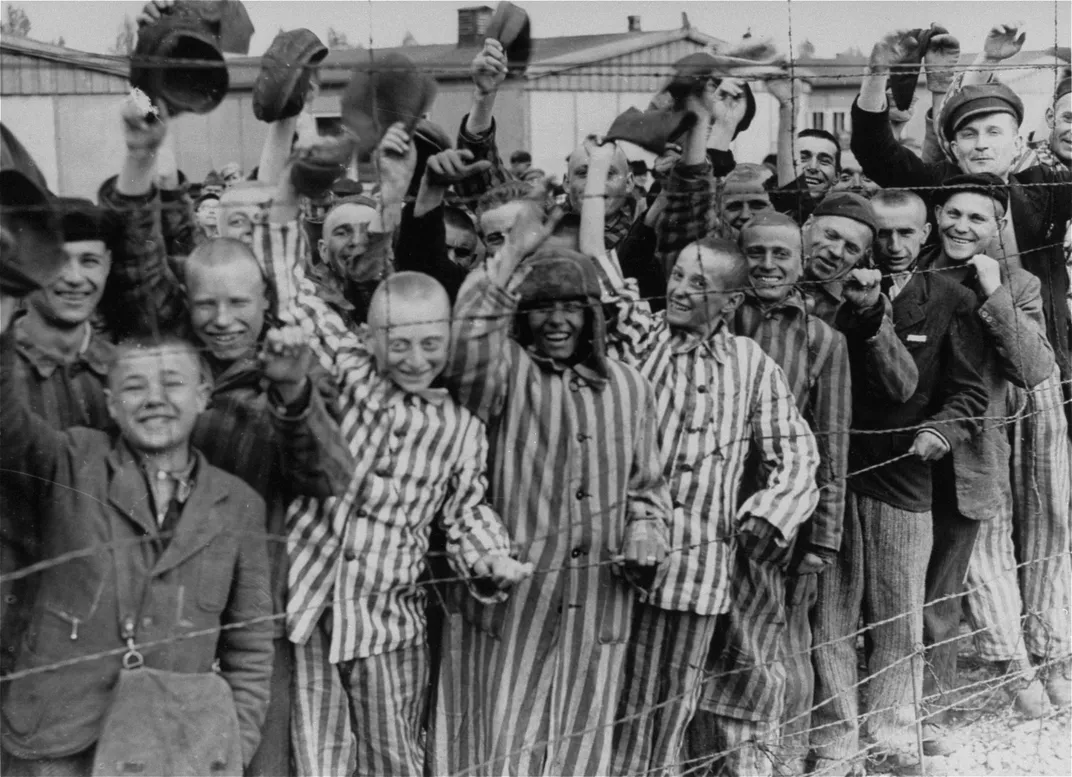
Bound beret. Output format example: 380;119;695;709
341;52;437;158
941;83;1024;141
1055;75;1072;102
55;198;120;247
253;29;328;123
933;172;1009;214
813;191;877;235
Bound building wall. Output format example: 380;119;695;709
1;95;59;190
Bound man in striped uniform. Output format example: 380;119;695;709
430;196;673;776
248;159;531;775
732;211;851;776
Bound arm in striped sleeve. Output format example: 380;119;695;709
439;415;515;604
738;348;821;547
604;277;658;366
445;266;518;424
805;329;851;554
654;160;717;277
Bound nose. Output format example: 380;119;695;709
213;302;235;328
889;233;903;253
757;251;776;270
547;305;568;325
144;378;167;406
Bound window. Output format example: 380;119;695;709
811;112;825;131
832;112;846;135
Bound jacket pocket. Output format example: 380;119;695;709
597;570;632;645
197;543;237;614
454;585;507;640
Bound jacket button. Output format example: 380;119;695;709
697;385;707;393
141;616;154;629
376;468;390;478
356;509;368;518
576;489;587;500
571;547;587;558
344;549;357;562
576;433;588;443
679;463;693;472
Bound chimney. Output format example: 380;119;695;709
627;15;641;33
458;6;494;47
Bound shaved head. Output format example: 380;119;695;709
738;211;802;250
183;237;266;289
366;272;452;394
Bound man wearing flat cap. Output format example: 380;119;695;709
808;185;990;775
853;25;1072;717
917;174;1063;721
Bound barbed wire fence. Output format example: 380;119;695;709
1;1;1071;775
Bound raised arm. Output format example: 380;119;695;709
971;258;1055;389
99;98;187;337
455;39;515;204
766;71;801;187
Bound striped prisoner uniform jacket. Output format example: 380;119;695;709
430;266;673;777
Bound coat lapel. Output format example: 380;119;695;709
893;273;928;332
106;445;160;540
153;452;228;577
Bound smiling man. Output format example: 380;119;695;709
852;28;1072;407
809;187;990;774
732;211;851;775
915;175;1061;730
770;129;842;224
720;163;775;237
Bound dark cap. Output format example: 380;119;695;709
933;173;1009;215
253;28;329;123
1056;75;1072;102
813;192;877;235
55;198;120;248
941;83;1024;141
1;123;65;297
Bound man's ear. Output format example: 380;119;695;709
195;380;211;414
104;387;118;424
921;220;932;242
1046;107;1056;130
723;290;746;317
317;237;327;260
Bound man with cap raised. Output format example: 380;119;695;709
916;174;1062;726
851;27;1072;413
808;186;990;776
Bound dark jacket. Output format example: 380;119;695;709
918;248;1055;521
0;339;274;764
850;98;1072;391
844;271;989;512
98;178;356;633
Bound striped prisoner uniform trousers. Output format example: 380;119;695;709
965;369;1071;662
430;270;673;777
606;293;820;777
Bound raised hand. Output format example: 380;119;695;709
424;149;493;188
135;0;173;26
842;268;883;310
968;253;1003;297
869;30;920;74
121;90;168;156
924;27;961;92
376;122;418;202
471;38;508;94
261;325;313;403
471;555;534;591
982;21;1026;62
710;77;749;130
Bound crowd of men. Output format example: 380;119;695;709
0;5;1070;777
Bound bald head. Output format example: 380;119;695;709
184;238;269;361
366;272;452;393
738;211;802;251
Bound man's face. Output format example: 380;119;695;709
949;112;1022;177
221;164;243;187
526;299;586;362
873;200;931;273
217;188;273;244
28;240;111;327
479;201;527;255
936;192;1003;262
195;198;219;233
666;246;744;336
831;166;879;199
565;145;633;217
721;185;773;233
1048;93;1072;165
319;203;380;271
107;345;208;455
742;224;803;304
445;223;479;271
797;135;838;196
804;215;873;282
511;160;532;177
186;258;268;361
367;295;450;393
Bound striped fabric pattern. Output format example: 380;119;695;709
253;222;512;664
609;297;821;616
342;644;430;777
734;292;851;553
292;617;356;777
611;605;719;776
430;269;673;777
686;707;778;777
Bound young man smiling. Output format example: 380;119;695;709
917;175;1060;727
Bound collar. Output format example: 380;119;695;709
119;438;199;505
744;289;809;318
13;315;113;379
667;317;732;361
526;347;608;389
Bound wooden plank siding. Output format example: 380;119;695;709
0;50;128;96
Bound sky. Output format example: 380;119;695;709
4;0;1070;59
